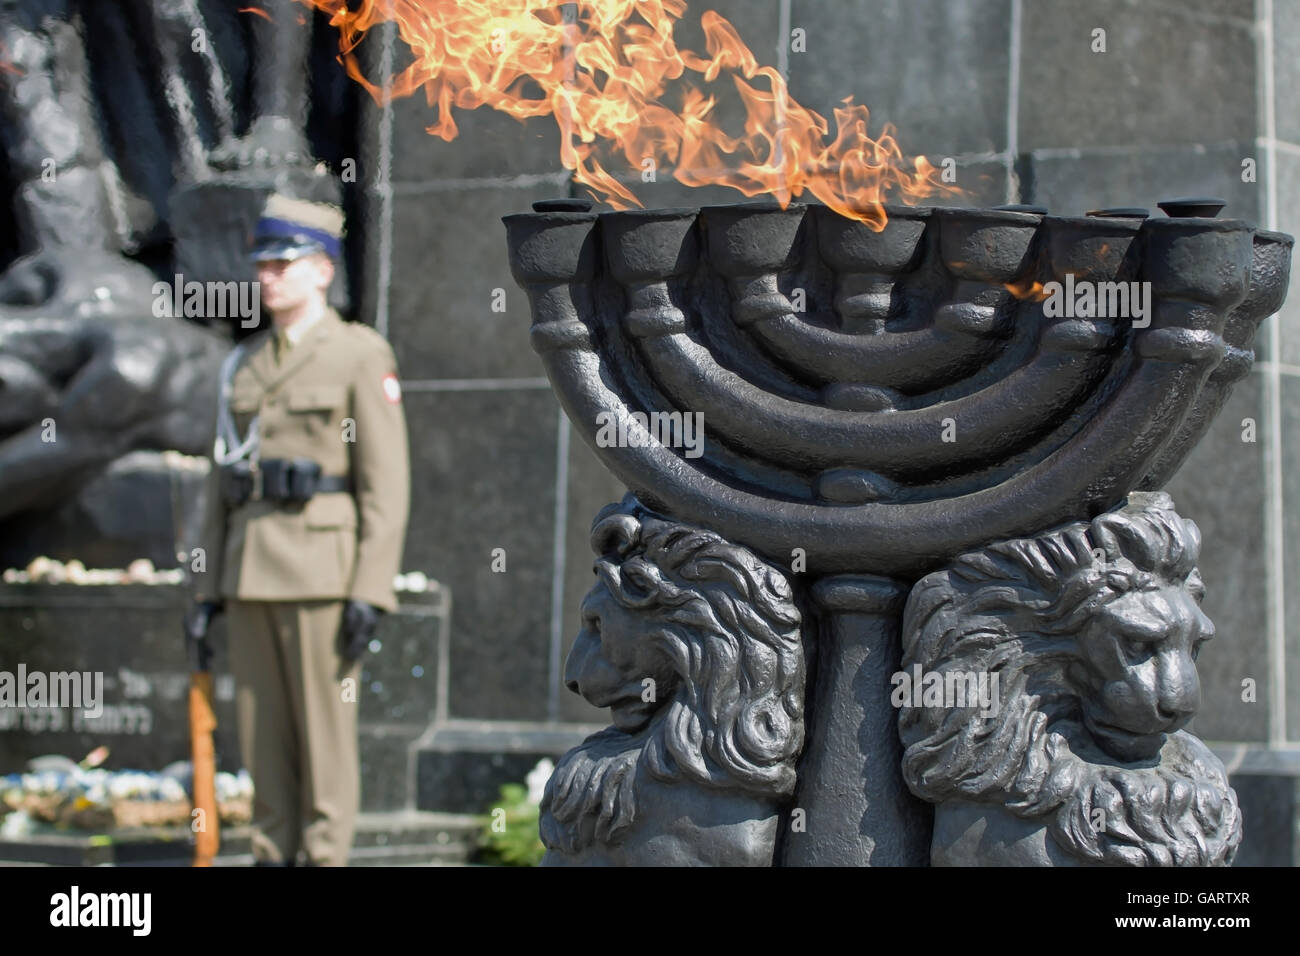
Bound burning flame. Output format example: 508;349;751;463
1004;242;1119;301
1004;277;1049;302
296;0;960;228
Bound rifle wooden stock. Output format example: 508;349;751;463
189;671;220;866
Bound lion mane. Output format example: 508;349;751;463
540;497;805;855
898;492;1241;866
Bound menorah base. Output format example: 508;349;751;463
540;492;1240;867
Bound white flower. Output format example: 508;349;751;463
0;810;34;837
84;782;110;806
158;778;186;802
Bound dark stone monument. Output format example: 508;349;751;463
0;584;242;772
0;583;449;813
504;198;1292;865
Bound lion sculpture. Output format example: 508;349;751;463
898;492;1241;866
540;496;806;866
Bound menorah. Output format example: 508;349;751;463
504;198;1291;866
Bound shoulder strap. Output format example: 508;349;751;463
213;340;260;466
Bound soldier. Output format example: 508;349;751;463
183;194;410;867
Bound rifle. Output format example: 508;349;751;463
189;631;220;866
175;450;223;866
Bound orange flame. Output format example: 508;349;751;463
296;0;960;228
239;6;275;21
1004;278;1049;302
1004;241;1121;300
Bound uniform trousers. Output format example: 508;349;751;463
226;599;361;866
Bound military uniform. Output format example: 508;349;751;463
195;305;410;866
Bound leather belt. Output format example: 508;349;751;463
221;457;351;506
315;475;351;494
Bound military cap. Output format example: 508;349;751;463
250;194;345;262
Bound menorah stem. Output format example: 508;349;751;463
779;574;932;866
835;272;894;333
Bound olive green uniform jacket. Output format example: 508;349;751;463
195;309;410;612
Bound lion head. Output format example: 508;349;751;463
540;496;805;855
898;492;1240;865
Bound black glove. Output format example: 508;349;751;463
183;600;223;666
341;600;382;662
184;600;222;642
